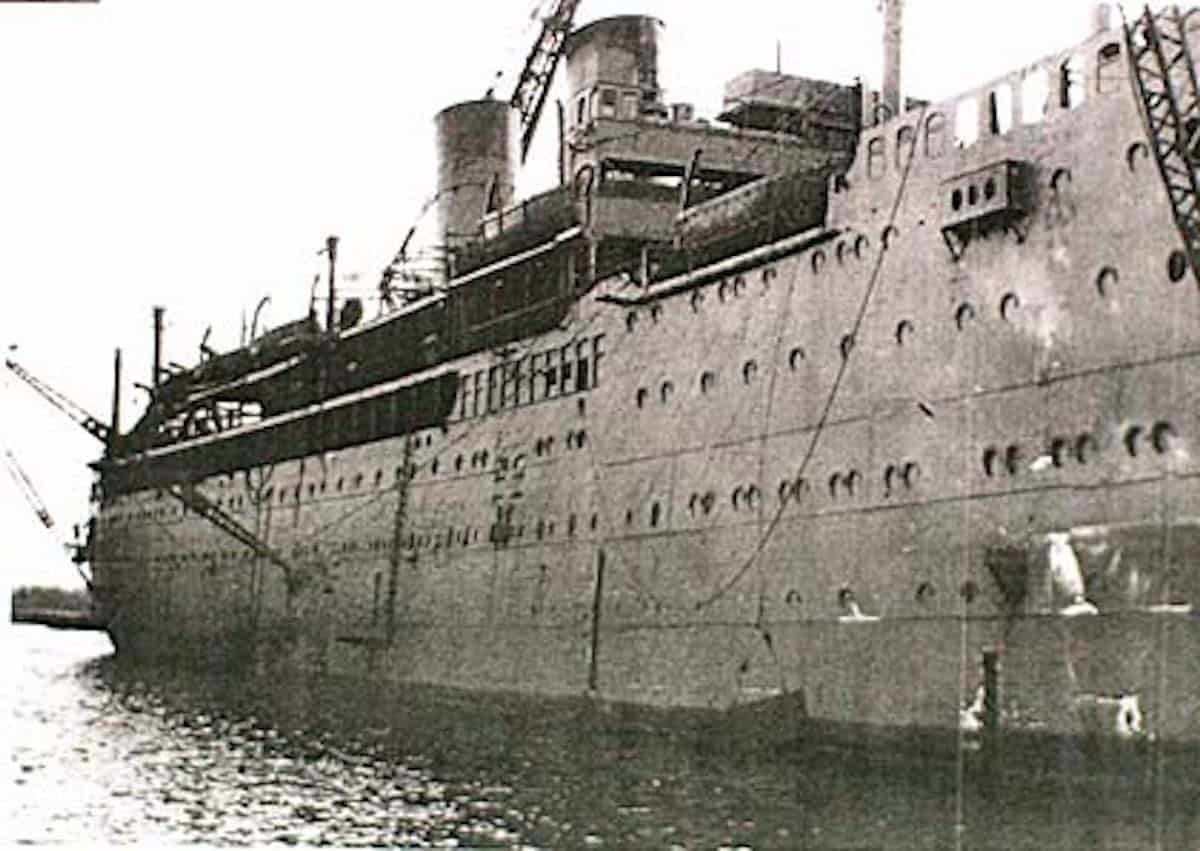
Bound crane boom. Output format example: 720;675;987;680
4;358;110;444
511;0;583;163
2;443;54;529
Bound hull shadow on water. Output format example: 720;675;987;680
24;639;1191;849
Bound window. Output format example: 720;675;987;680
896;125;915;169
487;366;500;412
560;345;574;391
990;83;1013;135
576;341;591;392
867;136;886;178
592;335;605;387
1022;68;1050;123
621;92;639;120
599;88;618;118
955;98;979;147
1097;43;1122;94
1059;56;1086;109
925;113;946;158
576;94;587;125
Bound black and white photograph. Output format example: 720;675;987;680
4;1;1199;847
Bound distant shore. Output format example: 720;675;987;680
11;585;106;631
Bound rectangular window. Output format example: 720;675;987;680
529;352;542;400
621;92;639;120
503;361;518;408
458;375;471;420
575;341;590;392
592;335;605;386
599;88;618;118
545;359;559;397
472;371;484;417
559;345;573;391
488;366;500;412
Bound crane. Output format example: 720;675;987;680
511;0;583;163
4;357;111;445
2;440;54;529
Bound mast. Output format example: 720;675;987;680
152;306;165;390
325;235;339;333
110;348;122;450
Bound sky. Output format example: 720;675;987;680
0;0;1121;589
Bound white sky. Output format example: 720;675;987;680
1;0;1117;589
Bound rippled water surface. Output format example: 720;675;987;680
6;622;1198;848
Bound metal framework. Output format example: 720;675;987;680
1125;4;1200;284
511;0;583;163
4;357;111;444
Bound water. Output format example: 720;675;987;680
6;622;1198;849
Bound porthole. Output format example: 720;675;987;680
1124;425;1143;457
999;292;1021;320
661;381;675;403
690;290;705;311
983;177;997;201
742;360;758;384
762;266;778;286
1126;141;1149;172
883;464;898;497
839;334;856;360
1168;250;1188;283
650;304;663;322
916;582;936;603
626;312;638;332
982;446;999;477
701;491;716;514
779;479;793;503
853;235;868;258
1050;167;1073;193
960;580;979;603
812;250;827;275
951;188;964;211
881;226;898;250
733;275;746;296
844;470;861;496
718;280;731;302
788;347;807;370
732;486;744;509
955;302;976;331
1050;437;1068;467
636;387;648;409
902;462;921;487
1151;421;1177;454
700;371;717;394
1097;266;1118;298
829;473;841;498
836;242;850;264
895;319;914;346
1004;445;1022;475
1075;433;1098;464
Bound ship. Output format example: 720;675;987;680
28;2;1200;759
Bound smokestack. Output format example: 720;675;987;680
1091;3;1112;34
152;306;164;390
882;0;903;119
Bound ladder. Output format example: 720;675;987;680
1125;4;1200;283
168;483;291;573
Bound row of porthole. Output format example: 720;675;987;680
628;267;782;331
984;422;1177;476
